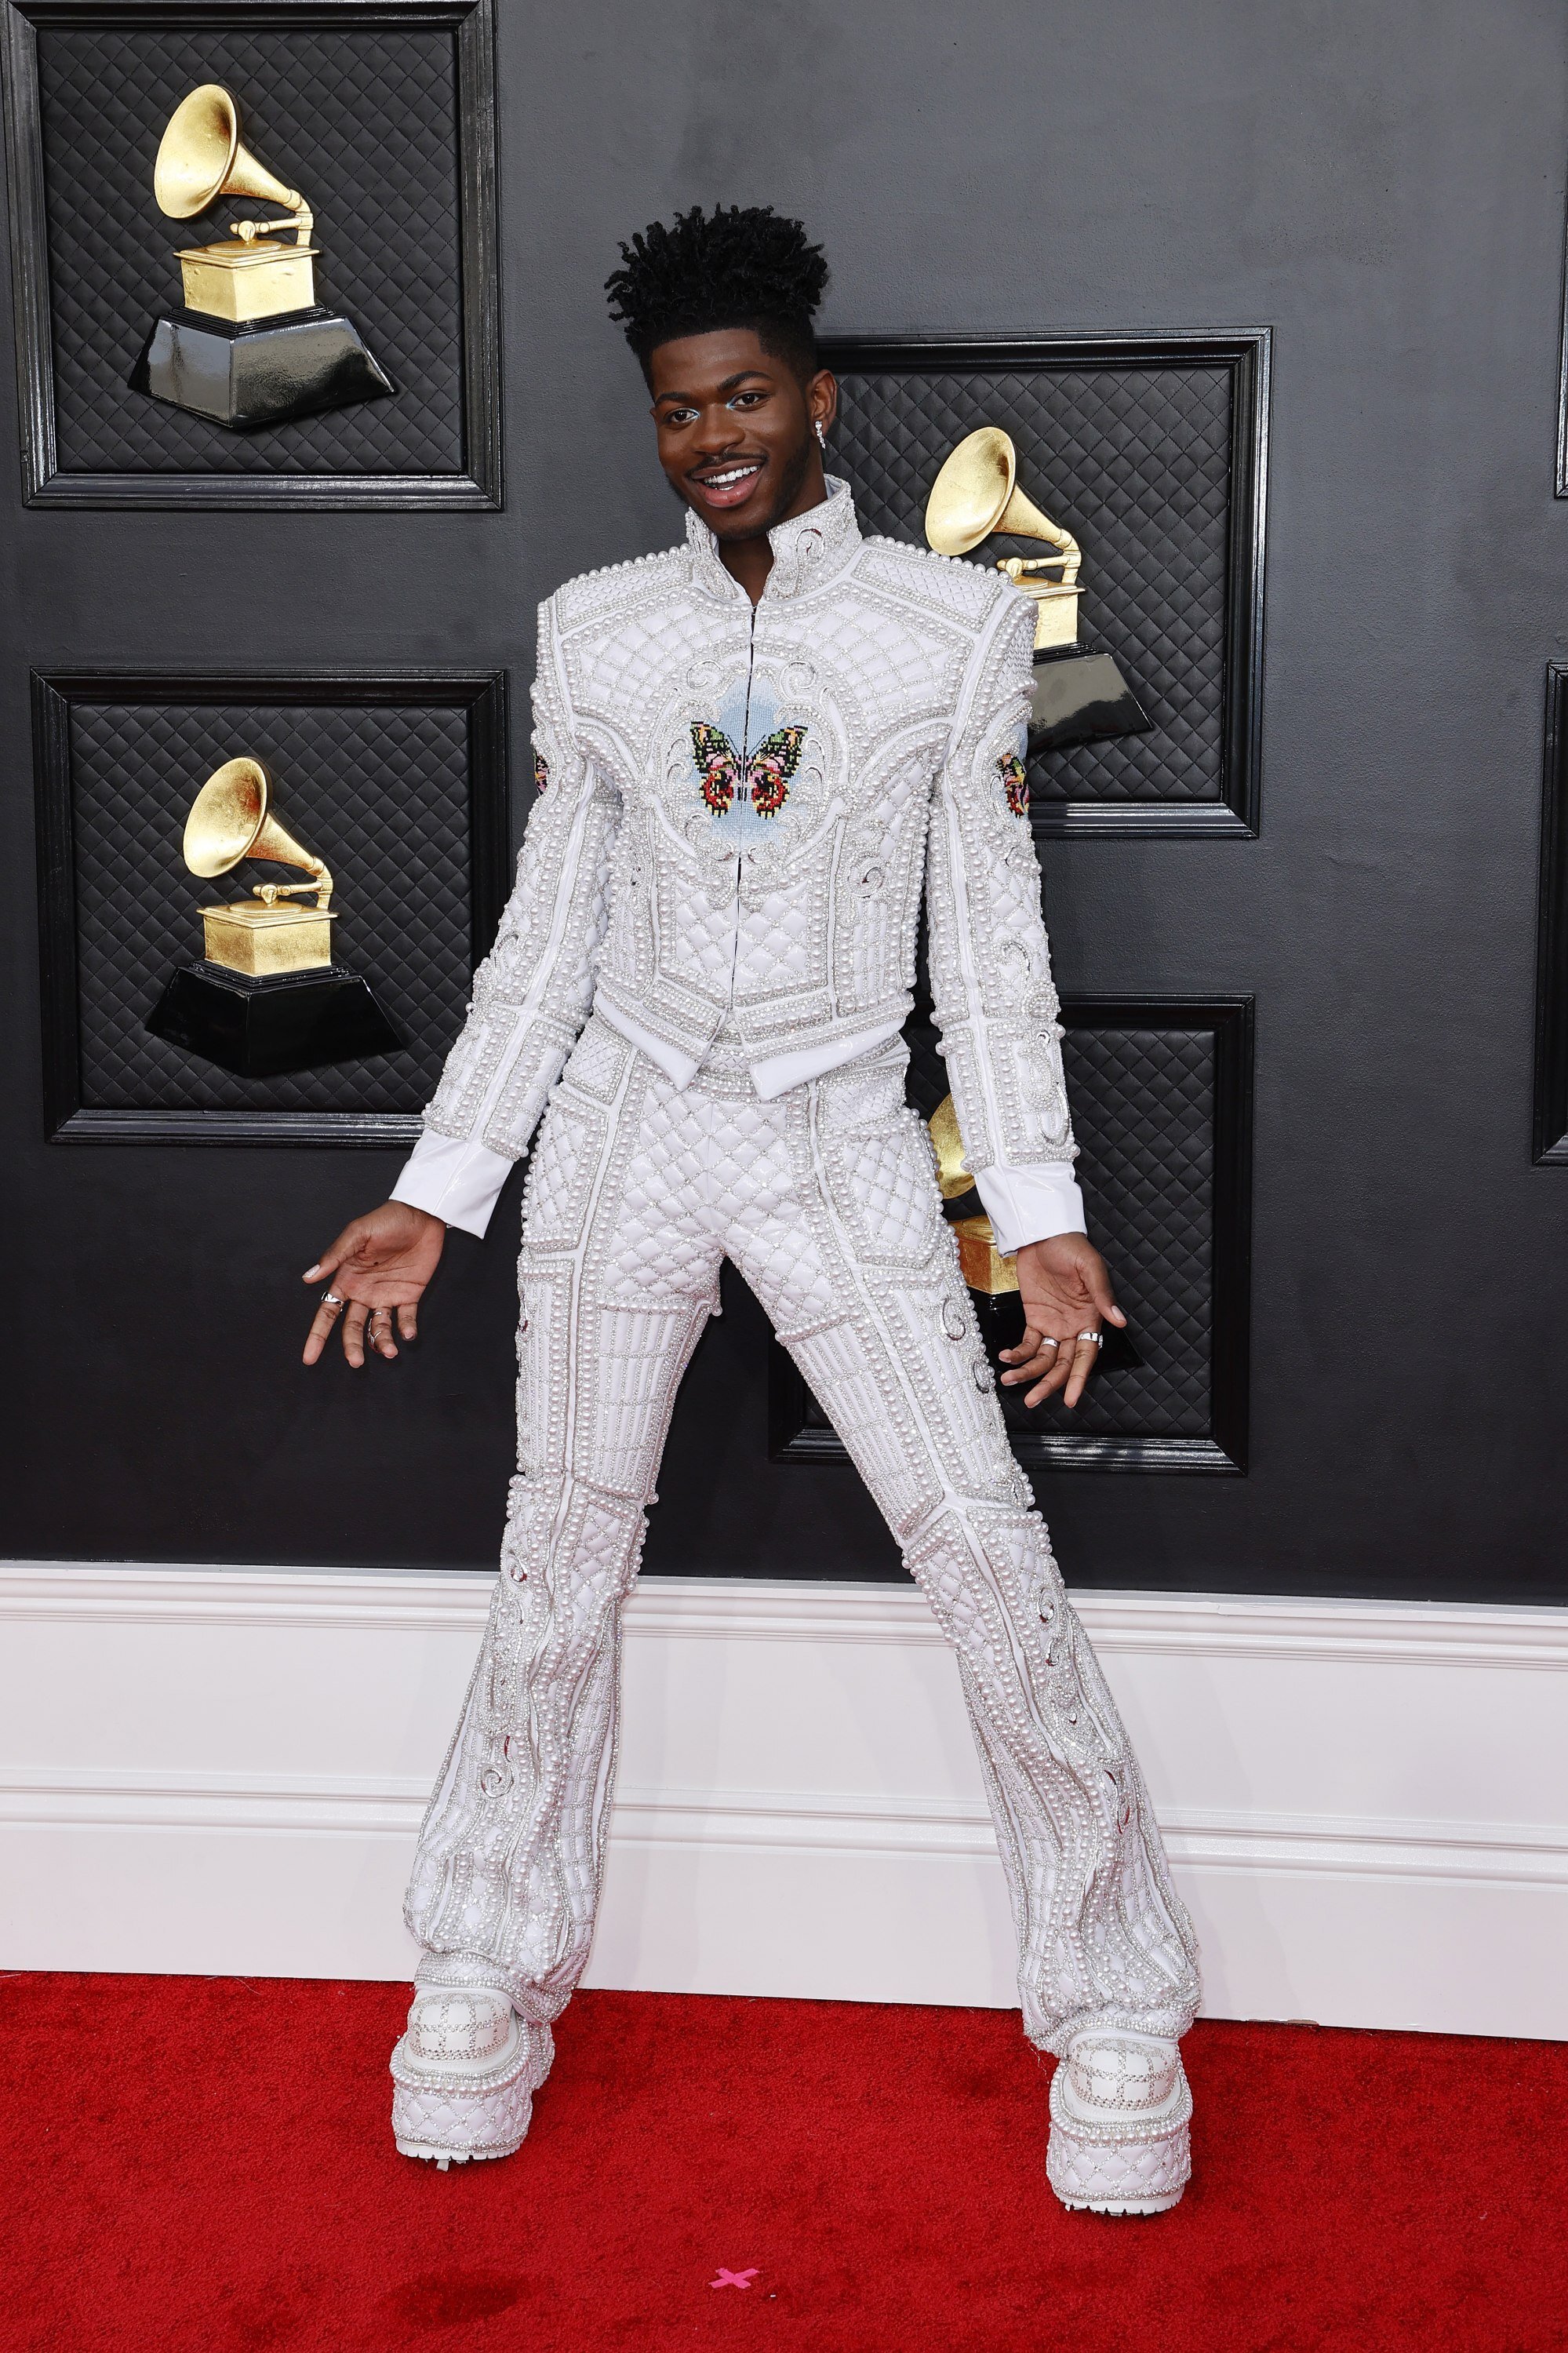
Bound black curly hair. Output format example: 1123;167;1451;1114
605;205;829;383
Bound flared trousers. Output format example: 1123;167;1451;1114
405;1014;1200;2055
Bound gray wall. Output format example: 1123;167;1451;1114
3;0;1565;1600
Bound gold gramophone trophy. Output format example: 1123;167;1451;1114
928;1093;1019;1298
926;428;1151;756
129;84;394;430
145;758;403;1077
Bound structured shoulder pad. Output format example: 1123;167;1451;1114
548;545;689;632
857;534;1022;633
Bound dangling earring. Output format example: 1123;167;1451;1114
815;420;828;448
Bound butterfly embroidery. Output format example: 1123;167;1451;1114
999;751;1029;819
532;751;549;793
690;719;808;819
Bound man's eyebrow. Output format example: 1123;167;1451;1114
655;370;773;403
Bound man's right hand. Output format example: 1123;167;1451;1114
302;1202;446;1368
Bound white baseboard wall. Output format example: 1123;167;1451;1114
3;1562;1566;2038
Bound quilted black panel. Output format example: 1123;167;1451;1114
35;17;465;475
69;698;474;1112
1023;1025;1213;1439
828;365;1231;805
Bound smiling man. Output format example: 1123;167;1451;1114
300;206;1201;2210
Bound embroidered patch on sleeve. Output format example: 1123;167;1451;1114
999;751;1030;819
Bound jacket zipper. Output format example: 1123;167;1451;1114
726;605;757;1011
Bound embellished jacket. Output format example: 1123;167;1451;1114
392;479;1086;1251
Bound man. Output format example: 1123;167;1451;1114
302;206;1200;2212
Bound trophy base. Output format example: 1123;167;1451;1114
129;307;395;431
146;962;405;1078
1028;650;1154;753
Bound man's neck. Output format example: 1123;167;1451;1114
714;460;830;607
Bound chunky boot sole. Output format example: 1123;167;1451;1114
390;2015;553;2169
1046;2059;1192;2215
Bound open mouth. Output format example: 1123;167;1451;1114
690;458;766;511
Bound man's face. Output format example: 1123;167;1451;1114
647;327;836;543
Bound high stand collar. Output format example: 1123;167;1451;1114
684;475;862;607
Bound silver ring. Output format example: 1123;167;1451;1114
320;1290;345;1309
1076;1330;1104;1347
1039;1336;1059;1350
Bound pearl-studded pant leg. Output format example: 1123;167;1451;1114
719;1042;1201;2056
406;1022;1200;2052
404;1021;723;2022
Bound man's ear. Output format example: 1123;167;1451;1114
808;367;839;438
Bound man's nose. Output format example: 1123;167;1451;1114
693;408;747;453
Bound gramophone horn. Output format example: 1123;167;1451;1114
925;426;1074;563
183;758;331;905
154;84;304;224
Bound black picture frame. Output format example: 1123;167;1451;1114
1556;235;1568;498
818;331;1271;839
34;665;510;1144
1;0;500;508
769;997;1254;1476
1533;665;1568;1160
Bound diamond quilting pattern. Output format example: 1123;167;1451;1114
834;1122;940;1267
35;21;467;476
522;1098;603;1252
68;696;475;1113
1038;1028;1214;1441
828;366;1232;805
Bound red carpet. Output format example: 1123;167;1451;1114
5;1975;1566;2353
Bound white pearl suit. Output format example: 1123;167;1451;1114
391;481;1200;2077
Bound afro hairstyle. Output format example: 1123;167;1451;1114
605;204;829;382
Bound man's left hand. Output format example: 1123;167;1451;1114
999;1233;1126;1410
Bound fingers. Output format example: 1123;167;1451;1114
1061;1331;1103;1410
1000;1324;1058;1383
341;1300;370;1368
1000;1320;1106;1408
304;1281;419;1368
1002;1323;1073;1408
302;1293;344;1366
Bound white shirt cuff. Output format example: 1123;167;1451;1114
973;1161;1087;1256
389;1130;518;1240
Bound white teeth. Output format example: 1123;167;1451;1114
704;464;760;487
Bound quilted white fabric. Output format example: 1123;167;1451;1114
389;1997;554;2166
1047;2029;1194;2213
394;484;1195;2171
402;480;1084;1237
404;1022;1201;2067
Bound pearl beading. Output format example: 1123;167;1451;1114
405;1022;1200;2055
415;483;1076;1183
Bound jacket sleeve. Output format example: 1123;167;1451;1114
390;599;620;1238
924;583;1088;1255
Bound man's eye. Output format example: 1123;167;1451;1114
729;392;764;409
663;408;697;428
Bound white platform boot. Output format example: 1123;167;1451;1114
390;1965;555;2168
1046;2028;1192;2215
